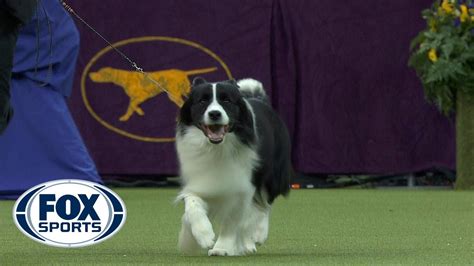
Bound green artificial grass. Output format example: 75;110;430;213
0;189;472;265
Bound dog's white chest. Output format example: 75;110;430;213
176;129;258;197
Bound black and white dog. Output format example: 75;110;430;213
175;77;292;256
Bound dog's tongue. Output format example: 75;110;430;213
204;125;228;142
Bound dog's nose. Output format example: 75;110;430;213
208;111;222;121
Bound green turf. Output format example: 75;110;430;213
0;189;472;265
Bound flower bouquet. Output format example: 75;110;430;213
409;0;474;189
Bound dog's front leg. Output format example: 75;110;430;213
119;100;135;121
178;213;201;254
208;215;242;256
253;206;270;245
208;195;252;256
179;195;215;252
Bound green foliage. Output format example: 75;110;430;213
409;0;474;115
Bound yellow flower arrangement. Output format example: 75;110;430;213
460;5;470;22
441;0;454;14
428;48;438;62
409;0;474;115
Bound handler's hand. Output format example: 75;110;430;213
0;92;13;135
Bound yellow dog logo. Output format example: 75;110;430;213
89;67;217;121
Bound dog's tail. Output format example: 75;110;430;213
184;67;218;76
237;78;268;102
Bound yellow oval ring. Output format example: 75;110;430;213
81;36;233;142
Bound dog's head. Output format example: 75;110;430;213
89;67;116;83
178;77;253;144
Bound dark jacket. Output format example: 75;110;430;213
0;0;37;134
2;0;37;24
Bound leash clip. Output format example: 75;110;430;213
132;62;143;73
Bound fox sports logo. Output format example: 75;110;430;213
13;180;126;247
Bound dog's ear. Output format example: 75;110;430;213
192;77;207;87
224;79;239;87
179;92;193;125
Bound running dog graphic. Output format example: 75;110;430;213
89;67;217;121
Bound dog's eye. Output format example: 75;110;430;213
199;94;211;104
220;96;231;103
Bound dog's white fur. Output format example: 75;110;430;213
237;79;266;97
203;84;230;125
176;84;271;256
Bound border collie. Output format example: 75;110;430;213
175;77;292;256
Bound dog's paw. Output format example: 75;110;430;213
253;224;268;245
195;232;215;250
208;248;229;256
243;241;257;254
136;108;144;116
191;220;215;249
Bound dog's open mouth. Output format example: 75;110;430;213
202;124;229;144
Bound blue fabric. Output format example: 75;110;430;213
12;0;78;97
0;0;101;199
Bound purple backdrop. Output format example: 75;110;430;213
68;0;455;175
